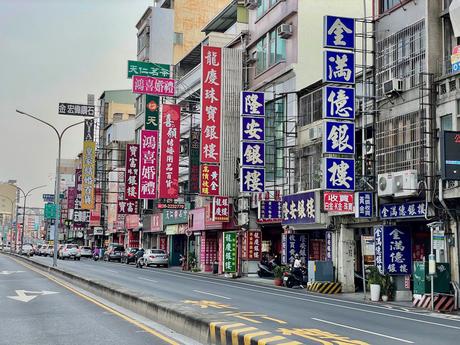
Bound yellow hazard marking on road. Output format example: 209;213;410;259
183;299;237;309
225;311;286;325
243;331;270;345
11;257;180;345
231;326;258;344
210;322;227;343
275;342;303;345
278;328;369;345
258;335;286;344
220;323;246;345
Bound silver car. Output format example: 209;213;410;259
142;249;169;267
58;244;81;260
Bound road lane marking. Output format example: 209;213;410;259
312;318;414;343
9;257;181;345
0;270;24;275
243;331;270;345
231;326;258;344
137;277;159;283
105;269;118;273
7;290;58;302
193;289;231;300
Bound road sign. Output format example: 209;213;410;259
7;290;58;303
44;203;58;219
58;103;95;117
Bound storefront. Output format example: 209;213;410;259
257;200;283;263
142;213;163;249
163;208;189;266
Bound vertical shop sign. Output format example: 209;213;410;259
89;189;102;226
189;129;201;194
383;226;412;275
139;130;158;199
125;144;139;199
200;164;220;196
145;95;160;130
200;46;222;164
67;187;76;210
159;236;167;251
158;104;180;199
247;230;261;260
323;15;355;50
223;231;237;273
75;169;82;209
257;200;282;223
324;157;355;191
326;231;333;261
355;191;373;218
374;225;384;274
81;140;96;209
212;196;229;222
323;120;355;155
83;119;95;141
282;234;308;265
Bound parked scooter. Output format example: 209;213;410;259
283;266;308;288
257;258;277;277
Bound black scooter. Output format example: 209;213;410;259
283;266;308;288
257;259;277;277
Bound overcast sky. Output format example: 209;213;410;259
0;0;152;207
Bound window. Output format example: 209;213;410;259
257;0;280;18
380;0;401;13
298;89;322;127
128;114;135;119
113;113;123;122
441;114;453;131
174;32;183;45
255;28;286;74
265;98;286;181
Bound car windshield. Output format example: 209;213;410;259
82;247;91;250
151;250;165;254
67;244;78;249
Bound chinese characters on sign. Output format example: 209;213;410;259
158;104;180;199
200;46;222;164
355;191;373;218
81;141;96;209
258;200;282;223
125;144;139;199
382;226;412;275
74;169;82;209
189;129;201;194
326;231;333;261
200;164;220;196
282;234;308;265
163;208;189;225
145;95;160;130
117;200;139;215
132;75;175;97
374;225;384;274
324;120;355;155
323;50;355;84
247;231;261;260
139;130;158;199
324;15;355;50
324;157;355;191
282;192;316;225
323;86;355;120
379;201;426;219
241;167;265;193
127;60;170;79
223;231;237;273
240;91;265;116
323;191;354;213
58;103;95;117
212;196;229;222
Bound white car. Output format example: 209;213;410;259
142;249;169;267
79;246;92;258
58;244;81;260
39;245;49;256
47;245;56;257
20;244;34;256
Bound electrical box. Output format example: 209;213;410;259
413;262;451;294
308;260;334;282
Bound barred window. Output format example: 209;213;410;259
298;89;322;127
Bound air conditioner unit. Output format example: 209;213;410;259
393;170;418;198
277;24;293;39
383;78;403;95
378;173;395;197
247;51;257;64
308;126;321;141
244;0;258;10
364;138;374;155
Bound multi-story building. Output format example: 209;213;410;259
0;182;17;246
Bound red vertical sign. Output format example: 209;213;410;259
125;144;140;199
247;231;262;260
158;104;180;199
212;196;229;222
139;130;158;199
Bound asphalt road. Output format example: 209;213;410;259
0;254;199;345
27;255;460;345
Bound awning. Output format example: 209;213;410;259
450;0;460;37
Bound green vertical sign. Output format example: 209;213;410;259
127;60;170;78
44;203;58;220
223;231;237;273
145;95;160;130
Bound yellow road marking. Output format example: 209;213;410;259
220;323;245;345
276;342;303;345
258;335;286;345
11;257;180;345
210;322;227;343
261;316;287;324
243;331;271;345
231;326;258;344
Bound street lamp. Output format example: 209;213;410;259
15;185;47;253
16;109;84;267
0;194;15;252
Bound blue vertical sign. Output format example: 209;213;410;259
355;192;373;218
323;120;355;155
324;157;355;191
323;86;355;120
282;233;308;265
240;91;265;192
326;231;333;261
324;50;355;84
383;226;412;275
324;16;355;50
374;225;384;274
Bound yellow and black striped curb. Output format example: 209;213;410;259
413;293;456;313
209;322;301;345
306;282;342;294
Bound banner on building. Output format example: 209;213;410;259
163;208;189;226
158;104;180;199
374;225;412;275
74;169;82;209
200;46;222;164
125;144;139;199
282;192;317;225
379;201;426;220
117;200;139;215
223;231;237;273
132;75;175;97
326;231;333;261
81;141;96;209
73;209;90;227
247;230;261;260
67;187;77;210
323;191;354;213
145;95;160;130
355;191;373;218
212;196;229;222
189;128;201;194
58;103;95;117
200;164;220;196
257;200;282;223
282;233;308;265
139;130;158;199
127;60;170;79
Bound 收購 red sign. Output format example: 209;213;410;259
125;144;139;199
158;104;180;199
200;164;220;196
323;191;354;213
212;196;229;222
200;46;222;164
247;230;262;260
139;130;158;199
132;75;175;97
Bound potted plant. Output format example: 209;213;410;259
367;266;382;301
273;265;285;286
381;274;393;302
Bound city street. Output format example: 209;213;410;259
26;255;460;345
0;254;198;345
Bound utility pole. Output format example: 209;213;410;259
16;110;84;267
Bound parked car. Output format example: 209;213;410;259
121;248;141;264
103;244;125;262
20;244;34;256
79;246;92;258
33;244;42;255
58;244;81;260
39;245;49;256
47;245;58;257
142;249;169;268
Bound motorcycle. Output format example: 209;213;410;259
283;266;308;288
92;248;101;261
257;258;277;277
